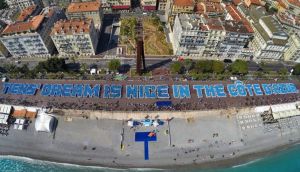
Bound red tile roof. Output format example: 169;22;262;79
226;5;254;33
195;2;224;14
51;18;92;35
173;0;194;7
2;15;44;35
67;1;101;13
17;5;37;22
244;0;262;7
226;5;242;21
232;0;241;6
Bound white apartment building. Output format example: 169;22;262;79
238;4;289;61
251;15;289;61
172;10;253;60
51;18;98;56
284;33;300;62
0;7;64;58
158;0;168;11
5;0;42;10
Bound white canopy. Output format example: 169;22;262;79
0;104;12;114
270;102;300;120
35;113;55;133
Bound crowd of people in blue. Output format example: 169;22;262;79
2;81;299;99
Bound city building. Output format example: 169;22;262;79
5;0;42;10
238;4;290;61
67;1;103;30
141;0;157;11
171;0;194;15
158;0;168;11
104;0;131;11
283;0;300;16
276;11;300;32
50;18;98;56
0;20;9;58
16;5;41;22
53;0;72;9
0;8;19;24
244;0;265;7
284;33;300;62
195;1;225;17
0;7;65;58
251;15;289;60
172;9;254;60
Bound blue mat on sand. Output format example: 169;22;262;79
135;132;157;160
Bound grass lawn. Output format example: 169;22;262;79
119;17;137;55
143;17;173;56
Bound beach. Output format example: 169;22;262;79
1;105;300;169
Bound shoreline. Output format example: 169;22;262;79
1;140;300;170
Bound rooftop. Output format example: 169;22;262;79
226;4;254;32
253;16;288;45
51;18;92;35
1;15;45;35
287;0;300;7
277;0;288;9
232;0;242;6
178;13;253;33
245;0;263;7
195;2;225;15
17;5;37;22
1;7;56;35
67;1;101;13
277;11;300;28
260;16;287;36
173;0;194;7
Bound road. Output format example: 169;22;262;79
0;57;174;70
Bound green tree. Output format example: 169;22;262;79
80;63;88;73
170;61;183;74
230;60;248;75
108;59;121;72
194;60;212;73
212;61;225;74
183;59;193;72
34;57;67;73
278;68;288;75
0;0;7;9
293;63;300;75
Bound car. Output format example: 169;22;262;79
223;59;232;63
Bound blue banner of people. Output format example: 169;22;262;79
1;81;299;99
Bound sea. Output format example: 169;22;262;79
1;144;300;172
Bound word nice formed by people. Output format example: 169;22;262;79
2;81;299;99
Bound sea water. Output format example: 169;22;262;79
1;144;300;172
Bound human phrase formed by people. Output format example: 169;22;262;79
2;81;299;99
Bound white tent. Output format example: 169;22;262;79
35;113;55;133
0;104;12;114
